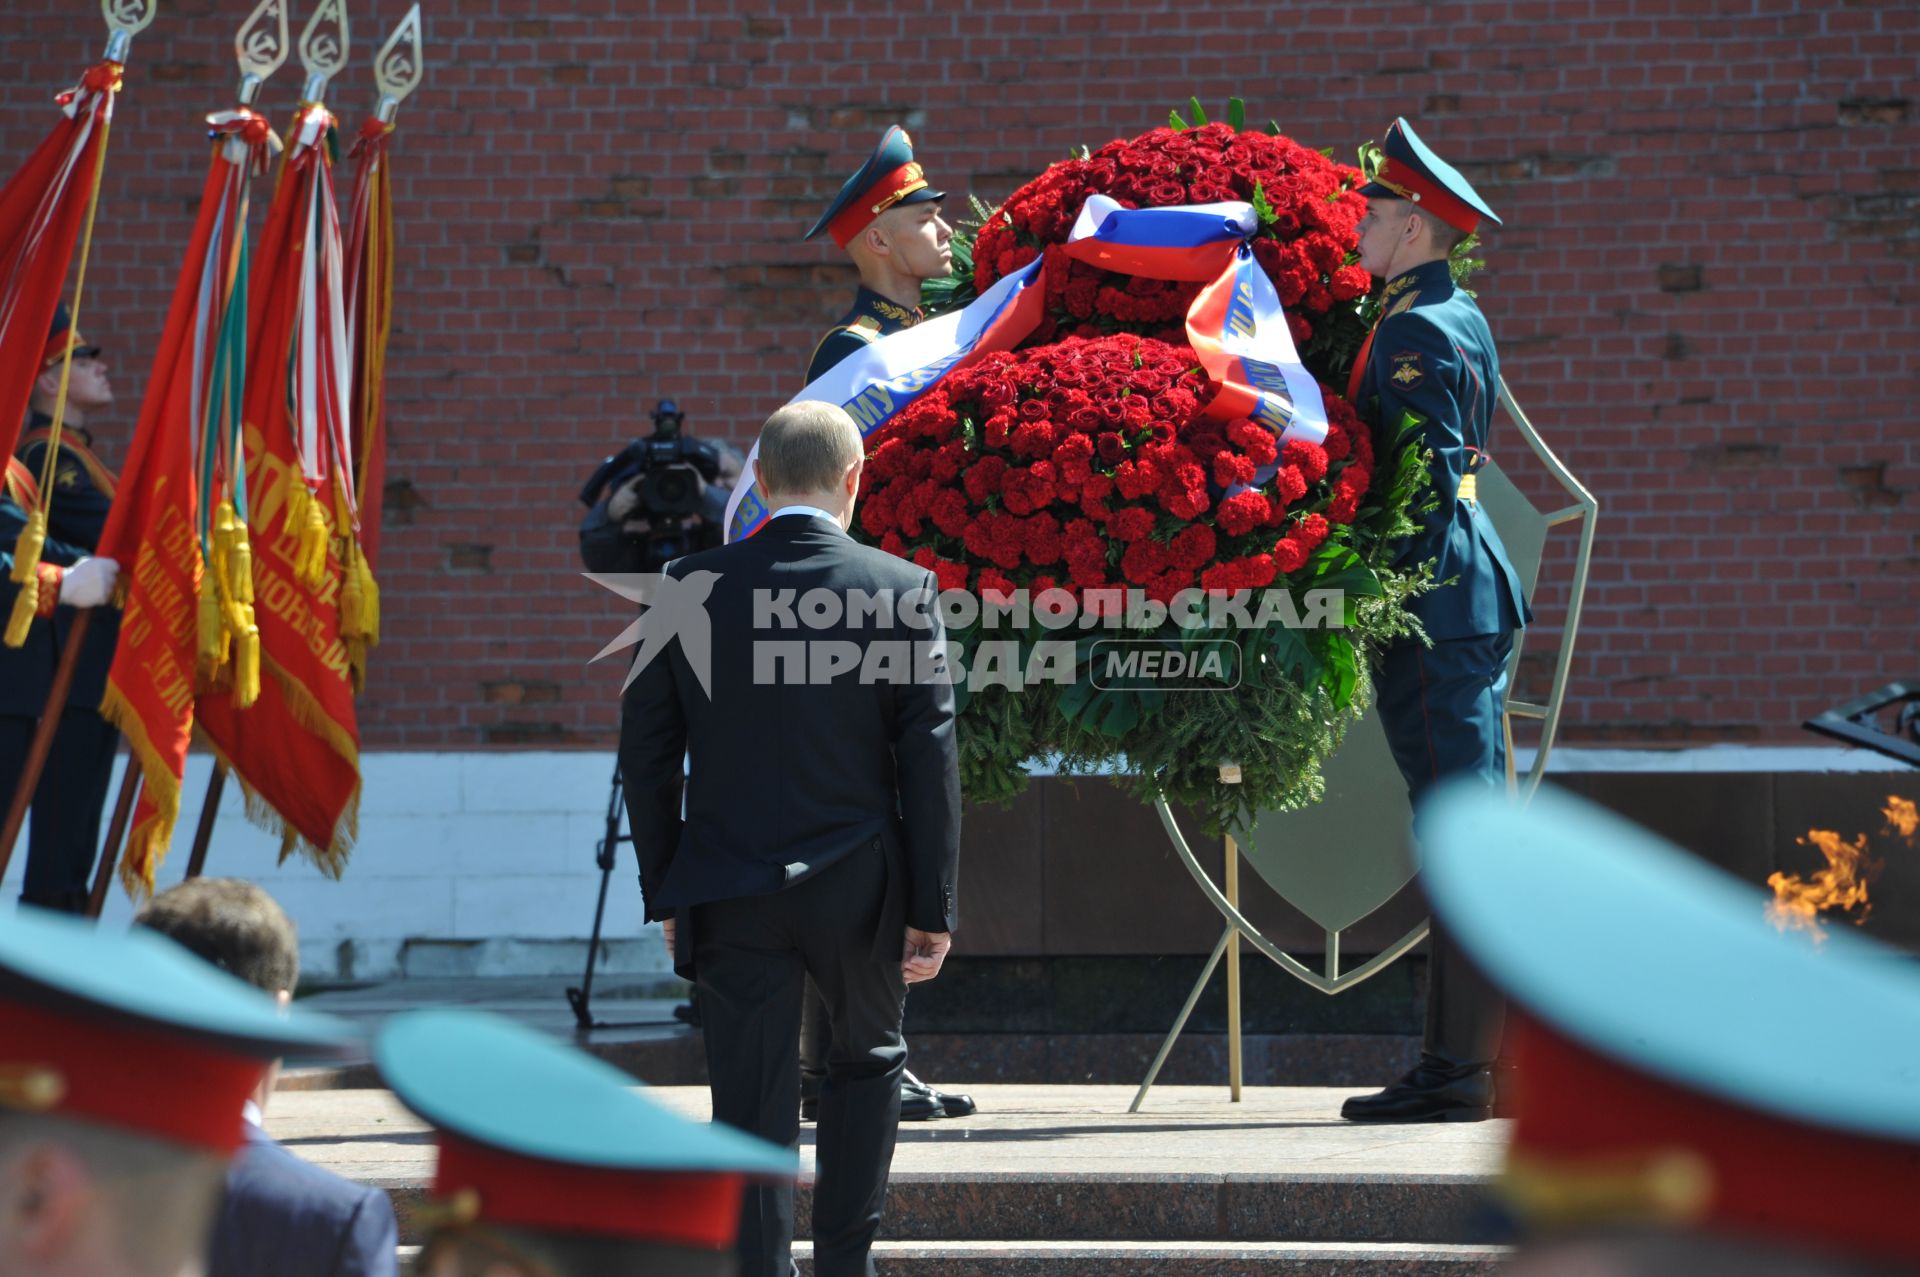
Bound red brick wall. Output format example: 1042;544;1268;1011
3;1;1914;749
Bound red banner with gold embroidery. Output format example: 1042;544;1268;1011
195;103;360;870
94;111;278;894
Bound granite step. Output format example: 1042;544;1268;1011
794;1240;1508;1275
385;1171;1494;1247
400;1241;1507;1275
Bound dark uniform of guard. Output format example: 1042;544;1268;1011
1420;781;1920;1275
805;286;924;387
0;305;121;913
797;126;973;1125
379;1008;796;1277
1342;120;1531;1123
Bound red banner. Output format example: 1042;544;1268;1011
195;105;360;871
95;115;274;895
0;62;118;468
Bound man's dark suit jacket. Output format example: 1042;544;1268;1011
209;1121;399;1277
620;512;962;968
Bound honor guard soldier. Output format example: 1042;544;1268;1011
1421;781;1920;1276
378;1007;796;1277
1340;119;1532;1124
797;127;973;1126
0;907;354;1277
802;124;955;386
1;302;123;914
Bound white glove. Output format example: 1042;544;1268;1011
59;556;119;608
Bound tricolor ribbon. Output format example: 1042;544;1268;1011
725;196;1329;542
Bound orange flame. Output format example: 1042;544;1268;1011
1764;796;1911;944
1885;795;1917;842
1766;830;1875;943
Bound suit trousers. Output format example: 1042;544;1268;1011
1376;632;1512;1068
0;709;117;913
693;841;908;1277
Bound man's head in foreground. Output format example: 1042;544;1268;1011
751;401;865;531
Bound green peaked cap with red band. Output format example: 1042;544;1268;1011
1419;781;1920;1263
805;125;946;249
0;908;355;1155
1358;117;1501;235
377;1008;797;1249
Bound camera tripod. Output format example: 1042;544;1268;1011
564;762;686;1031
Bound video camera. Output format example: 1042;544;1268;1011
578;399;729;573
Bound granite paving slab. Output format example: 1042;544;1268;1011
264;1084;1507;1247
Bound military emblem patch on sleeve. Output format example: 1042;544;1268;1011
1389;351;1424;388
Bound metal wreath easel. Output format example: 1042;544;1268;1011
1131;378;1599;1110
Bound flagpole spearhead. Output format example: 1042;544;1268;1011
235;0;290;106
372;5;424;125
297;0;350;106
101;0;158;64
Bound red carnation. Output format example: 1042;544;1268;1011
1213;451;1256;488
1295;512;1331;552
1282;439;1329;483
1272;536;1309;575
1170;523;1217;570
963;456;1009;504
1216;489;1269;537
1106;506;1156;541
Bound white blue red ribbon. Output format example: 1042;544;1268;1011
725;197;1327;542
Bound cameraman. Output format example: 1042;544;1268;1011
605;443;743;547
579;401;741;575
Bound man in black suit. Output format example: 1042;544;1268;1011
620;400;962;1277
135;877;398;1277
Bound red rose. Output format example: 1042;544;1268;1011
1095;432;1128;465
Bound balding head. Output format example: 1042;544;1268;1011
752;401;865;528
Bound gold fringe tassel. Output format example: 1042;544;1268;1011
8;511;45;584
219;503;260;707
295;488;330;586
4;512;49;648
340;540;381;690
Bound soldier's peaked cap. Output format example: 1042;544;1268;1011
1358;117;1500;235
1419;781;1920;1264
377;1009;797;1248
0;908;356;1154
805;125;944;248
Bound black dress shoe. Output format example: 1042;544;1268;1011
800;1080;945;1122
1340;1053;1494;1123
902;1069;974;1119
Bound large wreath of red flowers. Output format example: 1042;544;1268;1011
859;335;1375;603
971;122;1371;354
